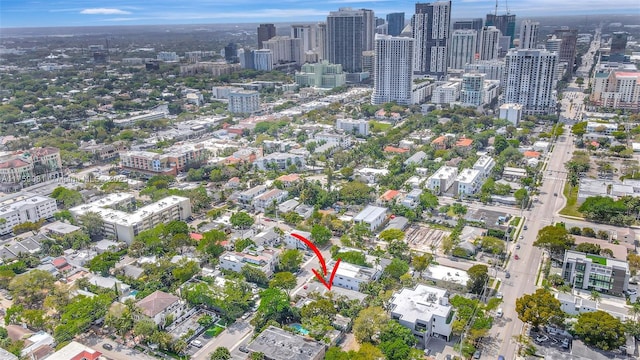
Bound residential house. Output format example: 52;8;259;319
378;190;400;205
353;205;388;232
404;151;427;166
284;230;311;250
431;136;447;150
401;189;423;209
218;247;281;278
136;290;186;328
332;261;382;291
355;168;389;184
389;284;454;345
455;137;474;151
45;341;102;360
247;326;325;360
237;185;267;205
427;166;458;195
276;173;301;187
253;189;289;212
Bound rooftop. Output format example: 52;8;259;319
137;290;180;318
247;326;325;360
354;205;387;223
390;284;452;323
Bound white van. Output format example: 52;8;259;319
496;308;503;318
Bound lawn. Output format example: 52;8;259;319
559;183;582;217
369;121;392;132
205;325;224;338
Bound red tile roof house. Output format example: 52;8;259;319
523;151;541;159
276;173;301;187
379;190;401;204
431;136;447;150
455;137;474;150
136;290;187;328
384;146;409;154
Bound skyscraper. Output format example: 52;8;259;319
262;36;303;66
609;31;628;62
461;73;486;106
449;30;477;70
504;48;558;115
553;28;578;73
327;8;374;73
485;13;515;47
253;49;273;71
519;20;539;49
257;24;276;49
316;22;327;60
224;43;238;63
291;24;316;53
412;1;451;77
372;34;414;105
361;9;376;52
453;18;483;32
386;12;405;36
479;26;500;61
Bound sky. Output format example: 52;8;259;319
0;0;638;28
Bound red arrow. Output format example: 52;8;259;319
291;232;327;276
312;259;341;291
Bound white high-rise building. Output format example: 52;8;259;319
372;34;414;105
460;73;485;106
479;26;501;61
262;36;304;65
253;49;273;71
228;90;261;114
519;20;539;49
315;22;327;60
504;48;558;115
449;30;477;70
412;1;451;77
291;24;316;53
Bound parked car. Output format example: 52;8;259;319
505;272;511;279
239;346;249;353
496;308;503;318
102;343;113;350
192;340;203;348
516;244;521;250
473;350;482;359
514;254;520;260
536;335;549;343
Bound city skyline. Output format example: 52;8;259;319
1;0;638;28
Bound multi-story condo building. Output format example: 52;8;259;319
313;132;352;149
262;36;304;66
336;118;369;136
432;81;460;104
455;168;482;196
0;147;62;192
473;155;495;179
386;12;405;36
390;284;454;344
238;185;267;205
586;121;618;135
332;261;382;291
449;30;477;70
157;52;179;62
254;153;306;171
519;20;539;49
372;34;414;105
590;71;640;111
553;28;578;74
0;194;57;235
464;60;505;83
503;48;558;115
326;7;374;73
257;24;276;49
609;31;629;63
485;13;516;47
70;193;192;244
120;144;206;176
294;61;346;89
219;247;281;278
499;103;523;125
228;90;260;114
546;36;563;53
253;189;289;212
252;49;273;71
353;205;388;232
427;166;458;194
412;1;451;77
562;250;630;295
479;26;501;61
460;73;485;106
315;22;327;60
453;18;483;32
291;24;316;53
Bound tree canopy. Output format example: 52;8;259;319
574;310;626;350
515;289;564;329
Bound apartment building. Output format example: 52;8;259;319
254;152;306;171
586;121;619;135
0;194;57;235
562;250;630;295
228;90;261;114
253;189;289;212
353;205;388;232
332;261;382;291
336;118;369;136
401;189;423;209
70;193;192;244
219;247;281;278
0;147;63;192
389;284;454;344
590;71;639;111
237;185;267;205
427;166;458;195
473;155;495;180
120;144;206;176
455;168;482;196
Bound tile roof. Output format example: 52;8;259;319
136;290;180;318
381;190;400;202
384;146;409;153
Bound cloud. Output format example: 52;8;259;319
80;8;132;15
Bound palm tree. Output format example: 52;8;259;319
629;301;640;321
589;290;601;303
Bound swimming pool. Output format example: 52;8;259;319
291;323;309;335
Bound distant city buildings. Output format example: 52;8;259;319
503;48;558;115
0;147;62;192
326;7;375;73
228;90;261;114
372;34;414;105
609;31;629;63
554;28;578;74
479;26;500;61
449;29;477;70
262;36;303;66
485;13;516;48
412;1;451;77
519;20;539;49
257;23;276;49
386;12;405;36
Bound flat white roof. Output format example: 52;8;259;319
390;284;451;323
354;205;387;223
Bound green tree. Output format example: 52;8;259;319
478;236;506;255
278;249;303;273
87;251;122;276
514;188;528;207
412;254;432;277
533;225;574;261
311;224;332;246
575;243;601;255
78;212;104;240
269;272;297;296
494;135;509;154
353;306;389;344
51;187;83;209
9;269;56;310
515;289;565;329
419;191;439;210
250;352;265;360
241;265;269;286
197;229;227;259
383;258;409;280
378;229;405;242
230;211;254;229
210;346;231;360
574;310;625;350
467;264;489;294
172;260;200;284
339;181;373;204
